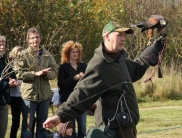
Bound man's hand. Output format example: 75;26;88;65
154;34;167;48
43;115;61;129
35;68;51;76
9;78;21;87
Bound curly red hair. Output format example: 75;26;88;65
61;40;83;64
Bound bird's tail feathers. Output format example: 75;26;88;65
130;23;144;28
130;24;137;28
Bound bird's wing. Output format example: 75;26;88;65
132;21;145;28
146;18;159;28
140;18;159;32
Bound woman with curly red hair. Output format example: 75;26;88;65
57;40;87;138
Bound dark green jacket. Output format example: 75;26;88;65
56;42;150;128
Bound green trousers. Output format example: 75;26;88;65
0;104;8;138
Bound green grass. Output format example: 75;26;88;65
138;107;182;138
138;100;182;108
5;100;182;138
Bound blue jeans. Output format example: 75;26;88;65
0;104;8;138
71;112;87;138
21;99;50;138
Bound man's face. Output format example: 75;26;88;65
0;41;6;57
106;31;126;52
28;33;41;50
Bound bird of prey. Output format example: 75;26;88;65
131;15;168;45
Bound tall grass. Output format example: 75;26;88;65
51;63;182;102
134;62;182;102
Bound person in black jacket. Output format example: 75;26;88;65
0;35;20;137
57;40;87;138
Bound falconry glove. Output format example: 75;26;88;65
140;34;167;66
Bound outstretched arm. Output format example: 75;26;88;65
43;115;61;129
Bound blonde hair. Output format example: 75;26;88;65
9;46;23;60
61;40;83;64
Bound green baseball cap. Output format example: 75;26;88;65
102;22;133;37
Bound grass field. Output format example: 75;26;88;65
5;100;182;138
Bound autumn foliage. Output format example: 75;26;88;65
0;0;182;66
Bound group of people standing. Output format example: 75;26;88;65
0;27;87;138
0;21;166;138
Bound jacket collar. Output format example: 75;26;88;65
27;46;41;53
95;42;128;63
26;46;46;56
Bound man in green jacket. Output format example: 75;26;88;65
43;22;166;138
14;28;58;138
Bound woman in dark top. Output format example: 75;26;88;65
57;40;87;138
9;46;23;138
